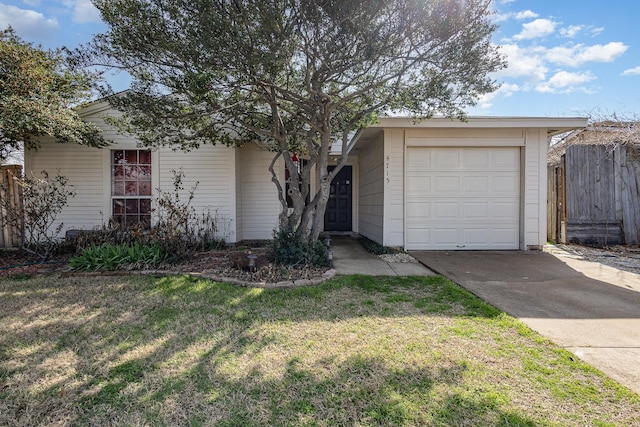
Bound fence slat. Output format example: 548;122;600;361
620;147;640;244
1;165;23;248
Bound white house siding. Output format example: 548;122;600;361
25;103;240;242
523;129;548;249
157;144;237;243
24;138;106;236
357;133;384;243
238;144;281;240
25;105;154;238
234;148;243;241
383;129;405;247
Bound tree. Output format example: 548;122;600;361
0;28;105;163
83;0;504;240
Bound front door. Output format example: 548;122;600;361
324;166;352;232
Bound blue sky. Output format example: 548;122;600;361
1;0;639;118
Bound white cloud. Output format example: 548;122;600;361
536;71;595;93
513;18;558;40
622;66;640;76
494;9;538;24
497;44;548;82
560;25;583;38
559;25;604;39
73;0;100;23
498;40;625;89
514;10;538;20
579;42;628;63
477;83;520;109
546;42;628;67
545;46;578;65
0;4;58;38
61;0;101;23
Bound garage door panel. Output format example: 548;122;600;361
493;176;519;192
433;228;459;245
432;149;460;168
405;147;520;250
493;150;520;168
405;228;431;245
463;150;490;167
464;202;488;219
406;175;431;194
406;202;431;218
491;202;518;218
407;149;431;168
434;202;460;218
433;176;460;192
463;228;491;244
463;176;489;193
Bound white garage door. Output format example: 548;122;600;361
405;147;520;250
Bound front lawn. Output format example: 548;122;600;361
0;274;638;426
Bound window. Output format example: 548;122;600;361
111;149;152;228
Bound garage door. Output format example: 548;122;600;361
405;147;520;250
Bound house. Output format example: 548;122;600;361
547;123;640;245
25;99;586;250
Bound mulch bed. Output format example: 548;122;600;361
0;248;328;283
0;251;70;279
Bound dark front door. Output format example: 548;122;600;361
324;166;352;232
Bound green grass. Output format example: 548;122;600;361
0;274;638;426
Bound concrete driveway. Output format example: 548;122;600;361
410;249;640;395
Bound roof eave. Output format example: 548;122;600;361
348;116;589;151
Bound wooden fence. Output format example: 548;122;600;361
1;165;23;249
548;144;640;245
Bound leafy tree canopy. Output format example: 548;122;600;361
0;28;105;161
83;0;504;239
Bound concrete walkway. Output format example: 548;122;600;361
330;236;434;276
410;248;640;395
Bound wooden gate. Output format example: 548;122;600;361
0;165;23;248
548;145;640;245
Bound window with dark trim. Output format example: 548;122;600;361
111;149;152;228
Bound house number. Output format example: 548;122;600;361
386;155;390;183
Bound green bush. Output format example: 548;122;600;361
69;243;166;271
358;236;402;255
269;226;328;267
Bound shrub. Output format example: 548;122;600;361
358;236;403;255
69;169;227;263
269;226;328;267
69;242;165;271
0;170;75;260
150;168;225;260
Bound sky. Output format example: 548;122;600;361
1;0;639;118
